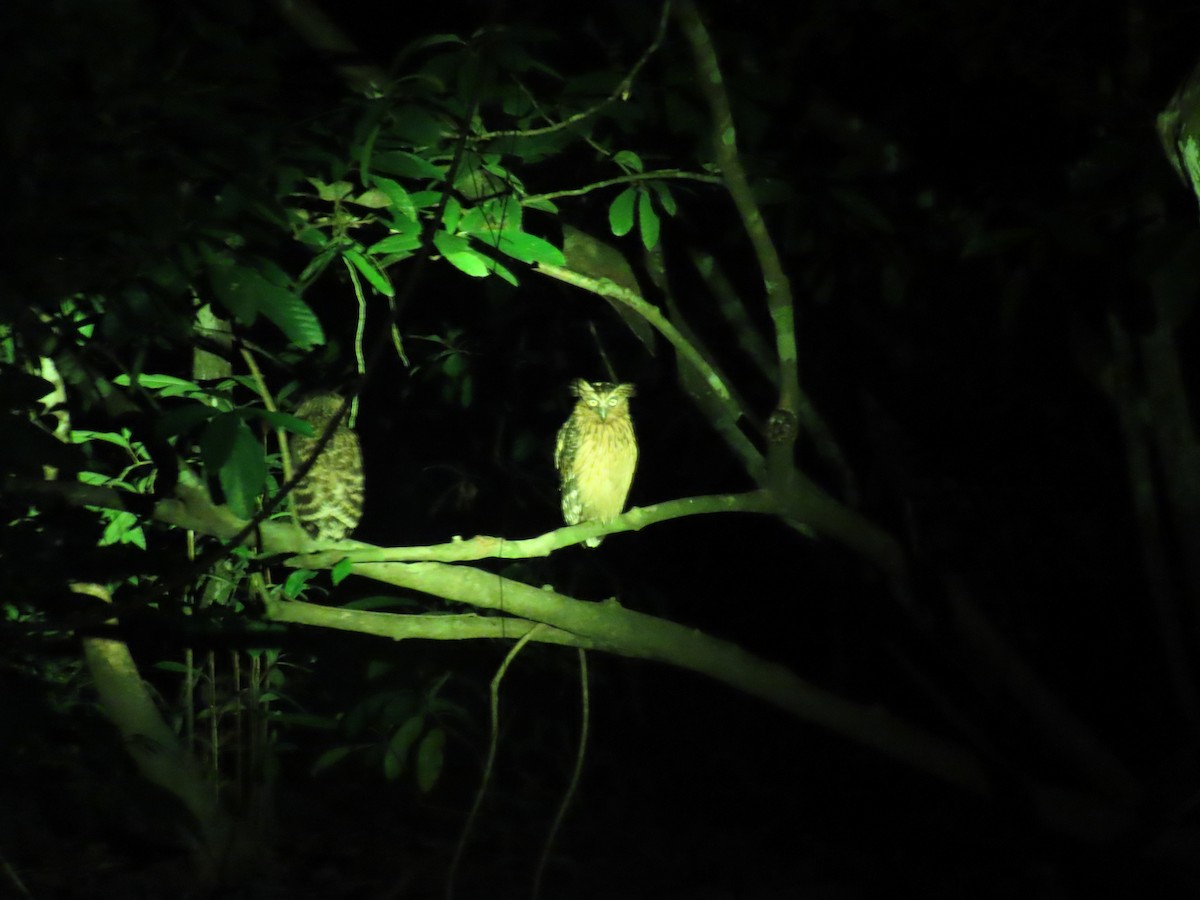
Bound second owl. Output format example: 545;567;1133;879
554;379;638;547
289;393;364;542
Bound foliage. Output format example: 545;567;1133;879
1;1;722;888
7;0;1200;895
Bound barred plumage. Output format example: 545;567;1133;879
289;393;364;542
554;379;637;548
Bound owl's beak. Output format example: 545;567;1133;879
597;407;607;422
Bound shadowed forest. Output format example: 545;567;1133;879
4;1;1200;897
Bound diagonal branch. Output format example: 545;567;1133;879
673;0;797;415
673;1;855;500
273;559;992;796
9;471;986;792
19;469;1166;826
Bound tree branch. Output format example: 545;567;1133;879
672;0;861;512
341;491;776;563
673;0;798;416
262;602;593;649
521;169;721;207
10;472;986;793
272;558;992;795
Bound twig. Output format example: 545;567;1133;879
521;169;721;207
472;2;672;141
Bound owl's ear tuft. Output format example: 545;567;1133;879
568;378;591;397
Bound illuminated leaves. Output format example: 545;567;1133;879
609;183;670;250
203;248;325;350
199;412;265;520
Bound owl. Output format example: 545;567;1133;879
554;379;638;548
289;393;364;542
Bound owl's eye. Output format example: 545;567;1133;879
587;398;599;407
607;397;619;406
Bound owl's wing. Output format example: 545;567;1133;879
554;420;569;472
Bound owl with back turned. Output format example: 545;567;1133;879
289;393;364;542
554;379;638;547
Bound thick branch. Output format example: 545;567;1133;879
272;560;991;794
25;470;1167;829
262;603;592;648
13;474;983;792
74;582;239;878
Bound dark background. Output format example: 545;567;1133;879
4;0;1200;897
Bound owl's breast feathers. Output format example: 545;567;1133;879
290;395;364;542
557;412;637;524
577;417;636;520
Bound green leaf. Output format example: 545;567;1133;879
523;196;559;214
651;181;678;216
101;510;144;548
308;178;354;201
114;373;202;392
71;429;132;449
368;234;423;255
458;199;523;237
395;33;464;63
344;248;395;297
311;745;356;776
442;196;462;233
384;715;426;781
416;727;445;793
259;285;326;350
485;259;518;286
371;150;447;181
370;175;418;222
350;188;391;208
609;187;636;237
639;190;660;251
125;525;147;549
377;690;418;727
492;230;565;267
433;231;491;277
242;409;309;435
427;697;471;722
298;246;337;285
284;569;317;598
408;190;448;210
200;413;265;519
206;256;324;349
390;105;450;147
613;150;644;173
331;557;354;585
